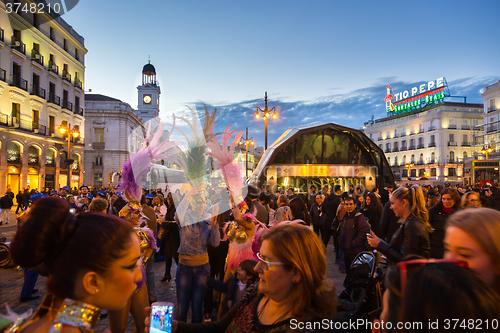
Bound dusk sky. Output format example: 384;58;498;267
63;0;500;147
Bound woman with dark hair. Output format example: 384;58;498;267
289;196;309;225
428;188;461;258
367;186;431;263
362;192;384;236
8;197;142;332
376;260;500;333
158;193;180;282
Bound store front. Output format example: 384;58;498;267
27;167;40;191
249;122;394;194
6;165;20;196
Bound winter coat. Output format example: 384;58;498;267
428;203;458;258
323;193;341;228
362;205;382;236
377;215;430;263
310;202;324;226
339;209;370;256
0;195;14;209
159;203;180;257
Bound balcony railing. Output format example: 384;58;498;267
48;60;59;75
93;142;105;149
48;93;61;106
448;141;457;146
28;157;40;166
487;107;497;113
10;75;28;91
400;147;408;151
428;142;436;148
417;144;425;149
428;126;436;131
377;137;383;141
429;159;436;164
385;148;391;153
461;125;470;130
31;49;44;66
74;77;82;90
7;156;21;164
11;36;25;54
0;68;5;82
487;125;498;133
32;122;47;135
62;70;72;83
417;160;425;165
45;160;56;167
62;100;73;111
392;147;399;152
462;142;471;147
30;84;46;99
75;107;84;116
409;145;416;150
448;125;457;129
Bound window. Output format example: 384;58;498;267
450;151;455;162
431;152;435;163
448;168;456;177
463;151;468;159
463;134;468;144
429;120;434;130
418;137;423;146
94;173;103;187
394;129;398;137
411;154;415;164
419;153;424;164
410;169;416;177
490;99;496;112
75;48;79;60
49;116;55;135
402;169;408;177
50;27;54;40
430;135;435;144
12;103;20;122
403;155;407;165
449;134;455;142
419;169;425;177
63;38;68;51
95;128;104;142
369;134;372;140
419;124;423;133
95;157;103;167
394;156;398;166
402;140;407;149
32;110;39;126
386;143;391;151
430;168;437;177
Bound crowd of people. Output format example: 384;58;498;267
3;180;500;332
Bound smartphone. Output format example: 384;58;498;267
150;302;174;333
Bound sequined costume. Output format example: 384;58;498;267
6;295;101;333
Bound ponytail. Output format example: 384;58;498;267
391;186;431;232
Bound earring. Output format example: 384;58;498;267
92;289;99;294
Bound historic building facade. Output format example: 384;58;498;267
0;0;86;194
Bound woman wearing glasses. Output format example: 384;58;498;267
460;191;482;208
157;223;337;332
444;208;500;295
367;186;431;263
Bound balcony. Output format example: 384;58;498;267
385;148;391;153
48;61;59;75
48;93;61;106
92;162;104;167
31;49;44;66
487;107;497;113
62;100;73;111
428;126;436;132
417;144;425;149
0;68;5;82
392;147;399;152
32;123;47;135
400;147;408;151
487;125;498;133
462;142;471;147
417;160;425;165
11;36;25;55
448;141;457;146
429;159;436;164
31;84;46;99
461;125;470;130
400;133;407;137
0;113;8;126
10;75;28;91
428;142;436;148
448;125;457;129
74;77;82;90
28;156;40;166
409;145;416;150
93;142;105;149
62;70;72;83
377;137;383;141
75;107;84;116
7;156;21;164
45;160;56;167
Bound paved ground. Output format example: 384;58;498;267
0;206;346;332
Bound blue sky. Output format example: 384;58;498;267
63;0;500;146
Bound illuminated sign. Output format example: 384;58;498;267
385;77;450;114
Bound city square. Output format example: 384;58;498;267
1;1;500;332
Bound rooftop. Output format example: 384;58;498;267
85;94;122;102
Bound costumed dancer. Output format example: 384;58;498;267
107;120;179;333
208;126;268;319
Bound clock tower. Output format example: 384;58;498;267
137;61;161;123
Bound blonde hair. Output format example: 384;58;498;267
261;223;336;321
391;186;431;232
461;191;481;209
447;208;500;272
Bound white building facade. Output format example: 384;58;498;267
479;80;500;152
364;102;483;182
0;0;86;194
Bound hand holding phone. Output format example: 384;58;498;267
149;302;174;333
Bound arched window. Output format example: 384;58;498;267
403;155;407;165
395;156;398;166
7;142;21;163
411;154;415;164
72;153;80;170
28;146;40;166
419;153;424;164
450;151;455;163
46;149;56;167
431;152;435;163
463;151;468;159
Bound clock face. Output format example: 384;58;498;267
143;95;152;104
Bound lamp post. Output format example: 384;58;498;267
405;163;414;179
255;92;278;150
58;122;80;189
239;127;254;178
481;145;493;160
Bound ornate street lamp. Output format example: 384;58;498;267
481;145;493;160
405;163;414;179
255;92;278;150
58;122;80;188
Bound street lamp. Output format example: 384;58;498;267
254;92;278;150
405;163;414;179
58;122;80;189
481;145;493;160
239;127;254;178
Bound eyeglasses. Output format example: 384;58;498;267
397;259;468;296
256;252;285;270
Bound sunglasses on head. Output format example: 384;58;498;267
397;259;468;296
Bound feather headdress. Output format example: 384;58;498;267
175;106;217;186
208;125;245;205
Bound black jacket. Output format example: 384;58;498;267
0;195;13;209
310;202;324;226
380;201;400;243
248;200;269;225
377;215;430;263
159;204;180;257
362;206;382;236
323;193;341;227
428;203;458;258
486;191;500;211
